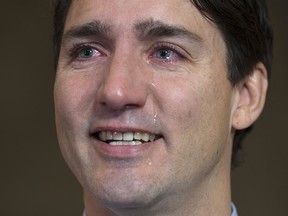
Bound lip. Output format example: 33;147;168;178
89;127;162;159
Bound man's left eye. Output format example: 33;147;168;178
155;48;174;60
150;44;184;64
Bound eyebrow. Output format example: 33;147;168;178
62;19;203;47
63;20;112;40
134;19;203;43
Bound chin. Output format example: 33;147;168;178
85;173;164;210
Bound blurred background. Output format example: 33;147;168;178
1;1;287;215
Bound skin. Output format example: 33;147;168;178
54;0;268;215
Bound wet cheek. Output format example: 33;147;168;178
156;87;203;135
151;74;196;120
157;78;225;144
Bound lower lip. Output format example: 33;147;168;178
91;138;160;158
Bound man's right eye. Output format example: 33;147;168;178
77;47;101;60
68;44;103;62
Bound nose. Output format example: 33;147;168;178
97;52;148;110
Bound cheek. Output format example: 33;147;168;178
154;75;209;127
155;71;233;148
150;74;234;188
54;74;95;128
54;77;98;177
54;75;95;174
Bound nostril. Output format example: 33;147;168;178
97;84;147;110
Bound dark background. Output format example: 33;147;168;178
1;1;287;215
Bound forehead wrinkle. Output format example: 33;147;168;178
63;20;112;41
134;18;203;43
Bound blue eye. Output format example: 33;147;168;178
78;47;99;59
156;48;173;60
147;43;190;69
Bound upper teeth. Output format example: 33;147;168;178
98;131;157;145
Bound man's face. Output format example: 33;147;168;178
55;0;238;209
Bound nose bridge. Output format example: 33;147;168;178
97;46;148;110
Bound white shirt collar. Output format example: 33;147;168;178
231;202;238;216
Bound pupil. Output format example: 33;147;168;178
80;49;93;58
158;49;170;59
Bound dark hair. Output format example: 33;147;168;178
53;0;71;67
53;0;273;166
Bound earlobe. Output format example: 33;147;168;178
232;63;268;130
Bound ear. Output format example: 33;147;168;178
232;63;268;130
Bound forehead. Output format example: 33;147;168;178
65;0;220;39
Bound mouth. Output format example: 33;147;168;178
92;131;161;146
